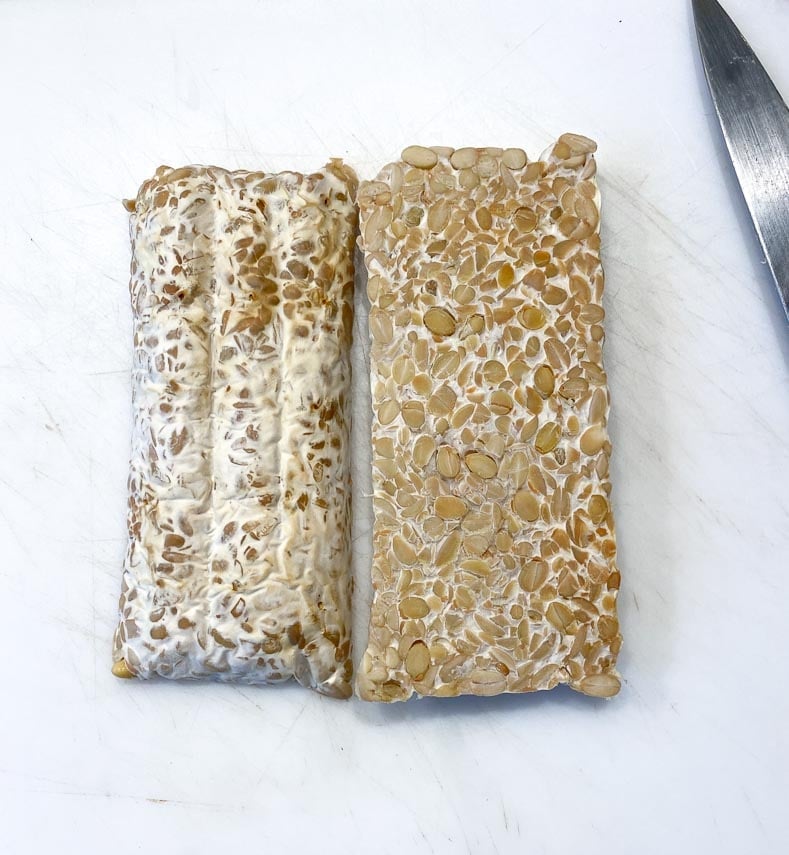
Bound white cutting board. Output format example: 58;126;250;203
0;1;787;852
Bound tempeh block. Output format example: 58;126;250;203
113;162;357;698
357;139;622;702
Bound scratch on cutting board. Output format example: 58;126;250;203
413;14;553;137
252;702;309;787
407;720;474;853
686;361;783;444
0;506;28;557
230;685;268;717
31;466;66;487
656;105;698;171
54;614;103;643
417;827;436;855
22;228;48;260
352;765;441;836
351;525;372;545
29;392;94;484
350;130;376;159
38;200;118;215
604;172;758;302
29;788;234;813
304;118;330;153
742;787;767;838
0;475;32;505
41;401;64;437
38;398;65;440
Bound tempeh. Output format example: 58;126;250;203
357;139;622;702
113;162;357;698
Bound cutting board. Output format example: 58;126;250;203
0;1;787;852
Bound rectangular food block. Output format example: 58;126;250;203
113;161;358;698
357;139;622;701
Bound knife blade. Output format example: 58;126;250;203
692;0;789;322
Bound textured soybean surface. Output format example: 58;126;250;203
113;161;357;698
358;137;622;702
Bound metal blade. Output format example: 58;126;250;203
693;0;789;321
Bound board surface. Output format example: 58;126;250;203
0;1;787;853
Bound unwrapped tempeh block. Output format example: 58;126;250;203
113;162;358;698
357;139;622;702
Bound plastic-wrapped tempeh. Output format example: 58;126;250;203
357;139;622;702
113;162;357;698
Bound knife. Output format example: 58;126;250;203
692;0;789;322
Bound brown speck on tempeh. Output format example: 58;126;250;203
357;137;622;702
113;161;358;698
